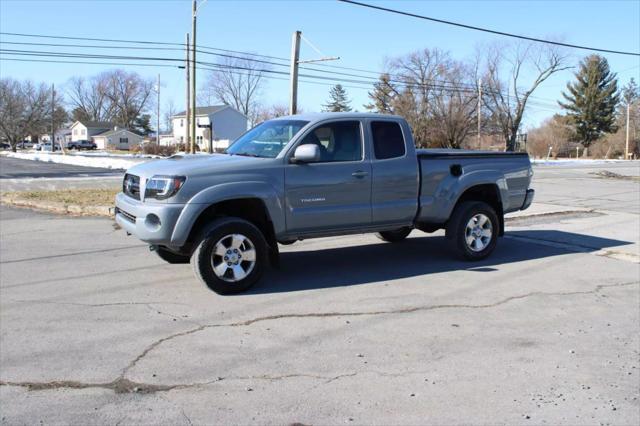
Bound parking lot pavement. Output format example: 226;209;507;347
1;163;639;425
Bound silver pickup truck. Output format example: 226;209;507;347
115;113;534;294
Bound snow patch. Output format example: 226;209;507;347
2;151;152;169
531;158;635;166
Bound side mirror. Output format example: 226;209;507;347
291;144;321;163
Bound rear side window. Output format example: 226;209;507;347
371;121;406;160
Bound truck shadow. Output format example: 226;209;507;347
249;230;632;294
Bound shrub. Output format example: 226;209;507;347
133;143;176;156
174;143;200;153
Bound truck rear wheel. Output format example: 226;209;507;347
190;217;267;295
376;227;412;243
154;246;190;264
446;201;498;260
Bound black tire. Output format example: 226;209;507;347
190;217;268;295
154;246;190;264
376;227;412;243
446;201;499;261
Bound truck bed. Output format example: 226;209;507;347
416;149;532;225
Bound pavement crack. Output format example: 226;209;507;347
121;280;638;377
7;282;633;395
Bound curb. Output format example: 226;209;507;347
0;195;113;217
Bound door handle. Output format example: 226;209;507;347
352;170;369;178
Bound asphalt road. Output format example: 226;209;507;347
0;156;121;179
0;162;639;425
0;156;123;191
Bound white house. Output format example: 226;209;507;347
92;127;143;150
70;121;113;142
170;105;247;150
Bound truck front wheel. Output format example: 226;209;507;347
190;217;267;294
446;201;498;260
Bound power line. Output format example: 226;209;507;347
0;57;373;92
0;40;565;104
0;57;184;69
0;31;562;102
338;0;640;57
0;47;489;94
0;31;498;93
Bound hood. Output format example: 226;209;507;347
126;153;266;178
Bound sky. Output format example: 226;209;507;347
1;0;639;130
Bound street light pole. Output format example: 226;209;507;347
185;33;191;152
191;0;197;154
156;74;160;145
477;78;482;146
625;102;630;160
51;83;55;153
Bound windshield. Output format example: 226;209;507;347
226;120;309;158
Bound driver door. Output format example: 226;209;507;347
284;120;372;235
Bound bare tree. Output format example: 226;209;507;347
200;56;267;125
106;69;154;130
0;79;52;151
67;74;114;122
427;60;478;148
66;70;153;132
254;103;291;123
480;42;570;151
163;99;177;133
380;48;478;148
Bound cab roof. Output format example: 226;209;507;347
271;112;404;123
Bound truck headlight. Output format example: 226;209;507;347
145;175;186;200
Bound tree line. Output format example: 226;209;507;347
205;40;571;151
1;41;636;156
0;70;155;152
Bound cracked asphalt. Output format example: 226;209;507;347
1;162;639;425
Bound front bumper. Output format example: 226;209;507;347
114;192;185;246
521;189;535;210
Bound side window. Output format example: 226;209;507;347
371;121;406;160
299;121;362;162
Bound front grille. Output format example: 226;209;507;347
115;207;136;223
123;173;141;200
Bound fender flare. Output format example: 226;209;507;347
437;170;508;222
170;181;284;247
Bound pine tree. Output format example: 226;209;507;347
560;55;620;147
323;84;352;112
364;73;397;113
622;78;639;105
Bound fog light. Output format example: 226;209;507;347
145;214;161;231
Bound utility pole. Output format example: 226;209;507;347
185;33;191;153
477;78;482;145
288;31;338;116
289;30;301;115
625;102;630;160
156;74;161;145
190;0;197;154
50;83;55;153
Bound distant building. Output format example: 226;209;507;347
55;128;72;146
70;121;143;150
70;121;113;142
170;105;247;150
92;127;143;150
